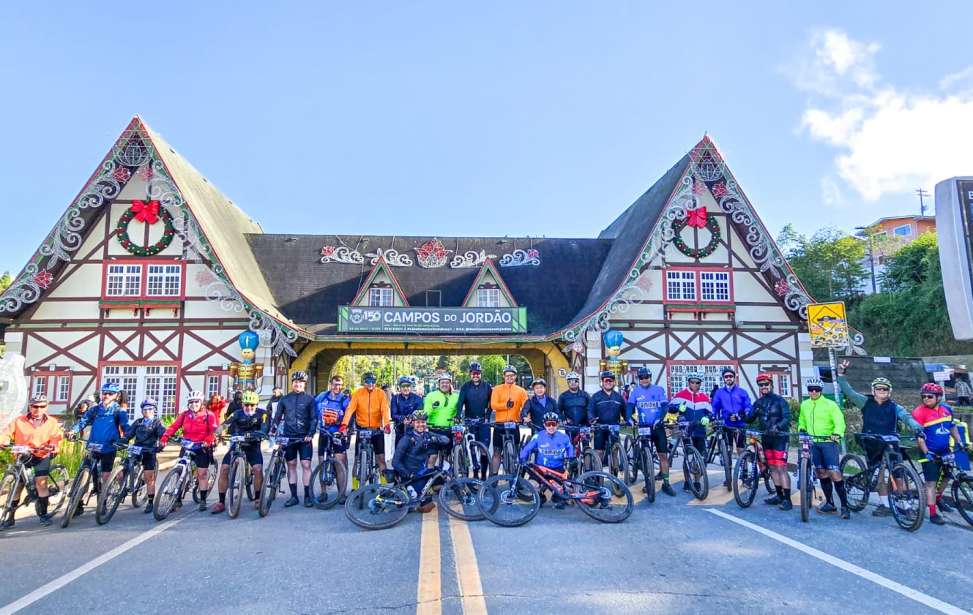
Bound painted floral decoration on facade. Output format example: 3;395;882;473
415;239;450;268
319;245;364;264
774;278;790;297
499;248;540;267
671;208;720;259
115;200;176;257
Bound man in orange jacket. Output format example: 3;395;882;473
340;372;392;484
489;365;528;473
1;395;63;527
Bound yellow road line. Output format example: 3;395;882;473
447;514;488;615
689;486;735;506
417;510;442;615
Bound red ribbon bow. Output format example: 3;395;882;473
686;207;708;229
131;199;161;224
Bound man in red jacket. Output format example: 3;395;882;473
161;390;218;511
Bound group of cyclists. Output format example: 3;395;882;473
2;358;971;529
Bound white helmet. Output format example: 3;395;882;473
805;377;825;389
566;371;581;381
685;369;704;383
187;390;204;402
438;373;452;383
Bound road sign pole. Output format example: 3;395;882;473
828;345;847;455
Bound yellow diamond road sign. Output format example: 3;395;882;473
807;301;849;348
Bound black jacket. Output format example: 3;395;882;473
558;389;591;425
123;418;165;449
392;430;450;477
223;408;269;438
457;381;493;420
522;395;558;427
747;393;791;433
273;392;318;437
588;389;627;425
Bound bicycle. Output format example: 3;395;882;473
491;421;523;475
60;439;110;529
731;429;778;508
840;433;925;532
224;433;267;518
705;419;734;490
929;452;973;527
350;428;382;490
450;418;492;480
309;431;347;510
592;423;630;495
562;424;602;478
628;421;660;503
0;445;69;527
258;435;305;517
153;437;208;521
96;442;154;525
477;460;633;527
797;434;831;523
666;421;708;501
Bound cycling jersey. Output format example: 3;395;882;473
588;389;627;425
747;393;790;434
341;387;390;430
912;404;955;454
273;391;318;437
670;389;712;437
627;384;668;426
161;409;218;446
76;402;129;449
712;385;752;427
490;383;528;423
798;397;845;437
424;390;459;428
223;408;269;438
522;395;558;427
457;380;492;420
392;430;450;477
1;413;62;458
390;392;422;423
558;389;591;425
519;430;574;470
124;418;165;448
315;391;350;433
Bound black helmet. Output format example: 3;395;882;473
637;367;651;379
542;411;559;423
411;410;428;421
469;362;482;373
600;370;615;381
291;371;307;382
363;372;377;384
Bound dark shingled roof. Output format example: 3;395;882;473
246;235;613;336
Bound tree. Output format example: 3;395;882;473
779;225;867;302
0;271;11;293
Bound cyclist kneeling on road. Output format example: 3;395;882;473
161;390;218;511
72;381;130;517
628;368;674;496
747;373;792;511
392;411;450;513
0;395;63;528
798;379;850;519
211;390;268;514
913;383;968;526
519;412;574;509
123;399;166;513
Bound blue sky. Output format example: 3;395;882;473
2;2;971;275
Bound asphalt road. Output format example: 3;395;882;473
2;447;973;615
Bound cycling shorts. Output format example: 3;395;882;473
284;440;313;462
469;422;491;446
650;423;668;455
594;427;620;451
761;435;788;467
222;444;263;467
863;440;893;468
139;452;158;471
318;431;348;455
92;450;117;474
25;455;52;477
190;448;214;469
493;425;520;453
920;456;945;482
810;442;839;472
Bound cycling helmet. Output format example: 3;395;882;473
871;377;892;390
721;367;736;377
542;411;559;423
566;371;581;382
411;410;428;421
362;372;377;384
100;382;120;394
805;377;824;390
502;365;517;375
532;378;547;388
755;372;774;385
921;382;944;396
637;367;651;380
140;398;158;410
398;375;412;386
469;362;482;373
686;370;703;383
438;373;452;383
242;390;260;405
187;390;204;402
291;371;307;382
29;394;48;407
599;370;616;381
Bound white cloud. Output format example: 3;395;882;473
820;176;847;210
792;29;973;203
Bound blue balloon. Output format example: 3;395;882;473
603;329;624;349
238;330;260;351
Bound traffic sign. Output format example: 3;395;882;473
807;301;849;348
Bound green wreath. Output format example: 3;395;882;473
671;216;721;259
115;203;176;257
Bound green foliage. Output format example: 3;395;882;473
777;224;866;302
54;440;85;476
0;271;10;293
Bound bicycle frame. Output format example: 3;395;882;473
522;464;604;505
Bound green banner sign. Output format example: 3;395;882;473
337;306;527;334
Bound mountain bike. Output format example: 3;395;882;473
477;461;633;527
350;428;381;490
97;442;153;525
225;433;266;518
60;440;110;528
259;435;304;517
0;445;68;527
562;424;601;478
732;429;777;508
491;421;522;475
628;422;660;503
705;419;733;490
667;421;708;500
840;433;925;532
592;423;629;495
797;434;828;523
450;418;492;480
309;431;347;510
153;438;208;521
929;451;973;527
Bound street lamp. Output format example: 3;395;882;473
855;226;877;294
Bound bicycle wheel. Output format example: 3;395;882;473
951;475;973;527
610;443;628;496
799;458;811;523
47;464;70;516
718;436;732;490
839;454;869;512
640;447;656;504
582;449;602;473
733;451;758;508
153;465;184;521
469;441;491;480
684;448;708;501
310;458;347;510
0;472;19;528
622;435;637;484
245;461;255;501
888;463;924;532
344;484;410;530
575;471;633;523
130;467;146;508
502;441;518;475
227;457;245;519
439;477;485;521
451;444;469;479
259;457;281;517
96;468;127;525
61;465;91;528
477;474;539;527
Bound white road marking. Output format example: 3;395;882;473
706;509;971;615
0;517;184;615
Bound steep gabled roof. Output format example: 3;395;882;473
351;256;410;306
461;259;517;307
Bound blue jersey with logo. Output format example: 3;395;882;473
627;385;668;426
519;430;575;470
314;391;349;434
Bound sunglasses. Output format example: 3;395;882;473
544;421;558;427
873;386;890;392
188;399;202;404
724;375;735;378
758;382;772;387
807;387;822;393
921;394;937;399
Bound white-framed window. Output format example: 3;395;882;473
146;264;182;296
368;286;394;307
55;376;71;402
106;264;142;297
476;287;501;307
893;224;912;238
700;271;731;302
32;377;47;397
206;375;222;399
667;363;735;397
102;364;178;419
666;270;697;301
145;366;178;416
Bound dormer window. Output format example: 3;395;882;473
476;287;501;308
368;285;394;307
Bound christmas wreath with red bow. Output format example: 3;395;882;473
115;200;176;256
671;208;721;259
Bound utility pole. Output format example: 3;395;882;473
917;188;930;216
855;226;877;294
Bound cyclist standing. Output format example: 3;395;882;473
314;375;350;506
912;382;967;525
798;378;850;519
670;370;712;492
392;410;450;512
161;390;218;511
424;374;459;463
627;368;675;496
72;382;129;517
837;359;921;516
558;372;590;427
340;372;392;484
746;373;792;510
588;371;629;462
520;411;575;508
273;371;318;507
711;368;751;454
0;395;63;527
522;378;558;429
123;399;166;513
391;376;422;447
489;365;529;473
210;390;268;514
457;363;493;451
